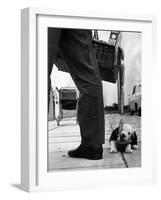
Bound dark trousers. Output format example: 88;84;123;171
48;28;105;145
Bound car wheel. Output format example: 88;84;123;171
135;103;138;113
138;108;141;116
130;110;134;115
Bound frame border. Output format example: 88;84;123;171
21;7;157;192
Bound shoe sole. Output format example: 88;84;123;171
68;152;103;160
87;154;103;160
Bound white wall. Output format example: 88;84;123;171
0;0;160;199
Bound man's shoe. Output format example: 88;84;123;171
68;144;103;160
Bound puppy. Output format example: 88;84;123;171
109;119;138;153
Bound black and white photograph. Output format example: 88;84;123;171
47;28;141;171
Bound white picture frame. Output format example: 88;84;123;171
21;7;157;192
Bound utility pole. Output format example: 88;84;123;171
108;31;125;115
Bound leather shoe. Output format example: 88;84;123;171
68;144;103;160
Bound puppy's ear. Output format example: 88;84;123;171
110;127;119;141
131;131;137;146
119;119;124;133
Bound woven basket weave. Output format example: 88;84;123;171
92;38;121;83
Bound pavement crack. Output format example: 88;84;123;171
121;153;128;168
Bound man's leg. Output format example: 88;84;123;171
59;29;105;159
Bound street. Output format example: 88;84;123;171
48;113;141;171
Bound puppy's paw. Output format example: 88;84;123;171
125;144;133;153
132;145;138;150
126;148;133;153
110;147;118;153
110;141;118;153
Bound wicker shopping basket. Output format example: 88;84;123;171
92;32;122;83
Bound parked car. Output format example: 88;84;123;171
128;83;141;116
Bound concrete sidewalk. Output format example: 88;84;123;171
48;113;141;171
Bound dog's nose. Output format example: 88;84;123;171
121;133;126;138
